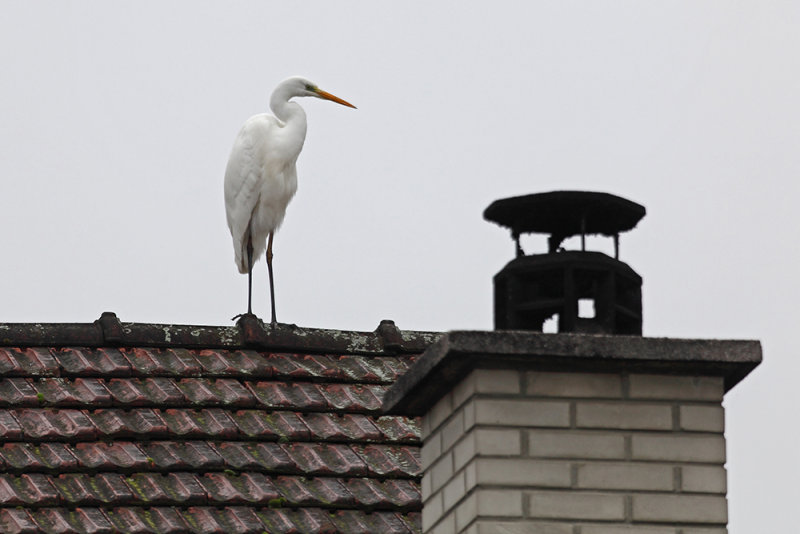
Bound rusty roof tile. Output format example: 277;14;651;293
70;508;116;533
373;415;421;443
52;348;130;377
0;473;418;510
3;506;420;534
342;478;421;511
256;507;338;534
230;410;311;441
118;348;167;375
104;378;156;406
109;506;188;533
345;355;414;384
247;381;327;411
73;442;149;471
120;348;204;377
163;408;239;439
139;377;192;406
180;506;227;534
331;509;419;534
199;472;280;505
70;473;134;505
0;378;38;405
268;353;332;379
282;442;368;477
176;378;255;408
298;412;381;443
0;348;58;377
15;408;97;441
0;508;38;534
0;442;78;472
204;506;267;534
273;476;355;508
266;353;320;379
30;508;112;534
27;508;74;534
151;348;205;376
212;441;293;472
124;472;206;505
0;410;23;440
318;383;386;413
89;409;169;439
141;441;224;472
106;377;185;406
261;353;417;384
0;473;60;506
37;378;114;407
51;473;107;506
353;444;421;478
192;349;272;377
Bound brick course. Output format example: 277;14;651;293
420;369;730;533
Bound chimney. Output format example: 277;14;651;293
383;191;761;534
484;191;645;334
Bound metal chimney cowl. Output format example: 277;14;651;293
484;191;646;335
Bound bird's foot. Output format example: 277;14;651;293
231;312;258;322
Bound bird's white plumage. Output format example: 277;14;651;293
224;112;304;273
224;76;355;320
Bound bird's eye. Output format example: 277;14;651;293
305;84;315;91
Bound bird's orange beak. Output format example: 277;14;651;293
315;89;357;109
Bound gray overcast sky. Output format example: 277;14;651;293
1;2;797;531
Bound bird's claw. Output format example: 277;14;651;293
231;312;258;322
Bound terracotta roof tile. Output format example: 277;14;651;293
248;380;328;411
0;319;434;533
28;508;75;534
213;441;291;472
0;507;39;534
2;506;422;534
16;408;97;440
282;442;368;476
0;473;60;506
353;443;421;477
110;506;189;533
0;378;38;405
53;347;131;377
331;509;421;534
0;411;23;440
72;442;149;471
0;348;58;377
0;443;78;472
191;349;272;377
89;409;169;439
256;507;338;534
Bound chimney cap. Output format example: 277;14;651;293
484;190;646;238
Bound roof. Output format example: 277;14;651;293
0;313;440;534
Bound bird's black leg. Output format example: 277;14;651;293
247;238;254;315
266;231;277;326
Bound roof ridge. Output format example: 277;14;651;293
0;313;440;354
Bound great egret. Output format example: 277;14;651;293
224;76;356;324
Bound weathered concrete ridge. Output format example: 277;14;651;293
383;330;761;415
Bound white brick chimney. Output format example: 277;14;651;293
383;331;760;534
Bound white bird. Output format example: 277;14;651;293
224;76;356;324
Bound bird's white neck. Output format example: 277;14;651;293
270;85;307;124
269;85;308;156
